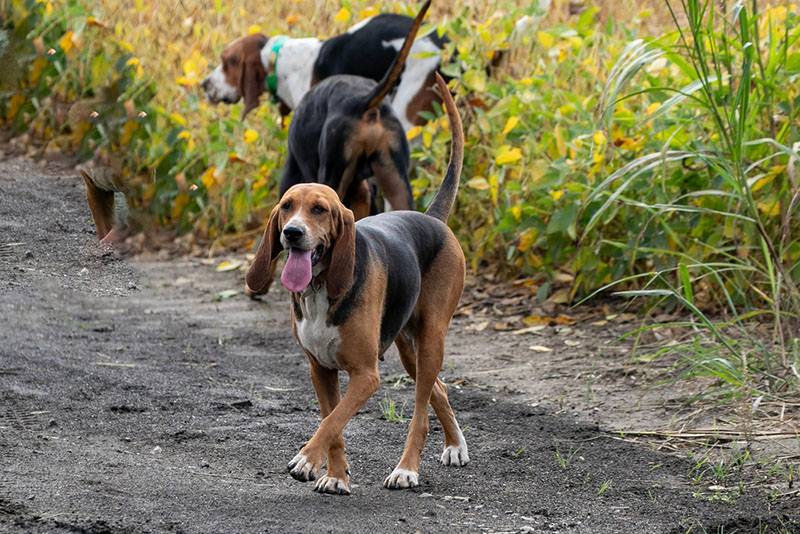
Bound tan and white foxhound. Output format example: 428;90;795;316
245;73;466;495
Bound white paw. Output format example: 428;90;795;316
287;452;318;482
441;443;470;466
384;467;419;489
314;475;351;495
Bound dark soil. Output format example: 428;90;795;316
1;154;798;533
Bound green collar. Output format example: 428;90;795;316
265;36;288;97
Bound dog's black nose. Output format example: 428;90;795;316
200;78;209;91
283;226;304;242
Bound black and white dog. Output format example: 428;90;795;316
200;2;549;130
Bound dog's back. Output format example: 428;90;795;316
282;75;410;206
314;15;415;82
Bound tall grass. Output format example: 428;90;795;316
586;0;799;402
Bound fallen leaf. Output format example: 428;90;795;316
522;314;550;326
467;320;489;332
213;289;239;301
564;340;581;347
215;259;243;272
614;313;637;323
553;314;576;325
513;325;546;335
529;345;553;352
493;322;512;331
546;288;570;304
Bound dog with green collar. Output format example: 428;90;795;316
201;13;447;131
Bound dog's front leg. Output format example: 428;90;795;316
288;367;380;487
305;358;351;495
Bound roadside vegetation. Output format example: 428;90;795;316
1;0;798;427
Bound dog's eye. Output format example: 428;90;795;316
281;201;292;210
311;204;327;215
228;57;239;66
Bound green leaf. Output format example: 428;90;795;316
546;203;578;240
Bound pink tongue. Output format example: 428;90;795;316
281;248;313;293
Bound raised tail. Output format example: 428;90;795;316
425;73;464;222
362;0;431;113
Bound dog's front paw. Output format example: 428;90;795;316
383;467;419;490
314;474;351;495
441;442;470;467
287;451;322;482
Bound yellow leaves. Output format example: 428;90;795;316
252;177;268;191
518;228;536;252
495;145;522;166
172;193;189;220
182;58;199;76
502;116;520;135
200;166;217;190
537;31;555;48
215;259;243;272
334;7;351;23
406;126;422;141
421;130;433;148
751;166;784;193
467;177;490;190
169;112;187;126
462;69;486;92
117;39;134;53
554;125;567;158
86;16;106;28
177;52;207;87
59;31;76;53
126;57;140;67
30;57;47;84
757;200;780;217
645;102;661;115
6;94;26;121
120;120;139;145
593;130;606;146
248;24;262;35
359;6;379;18
510;205;522;222
243;128;259;144
551;190;564;201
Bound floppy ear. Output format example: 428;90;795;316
240;53;265;119
245;205;282;294
326;204;356;299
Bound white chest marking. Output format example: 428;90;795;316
295;287;341;370
263;38;322;110
381;36;442;132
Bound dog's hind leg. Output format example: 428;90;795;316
395;334;469;469
306;358;351;495
370;150;412;211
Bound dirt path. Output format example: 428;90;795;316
0;154;796;533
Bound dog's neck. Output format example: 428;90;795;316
261;36;322;110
